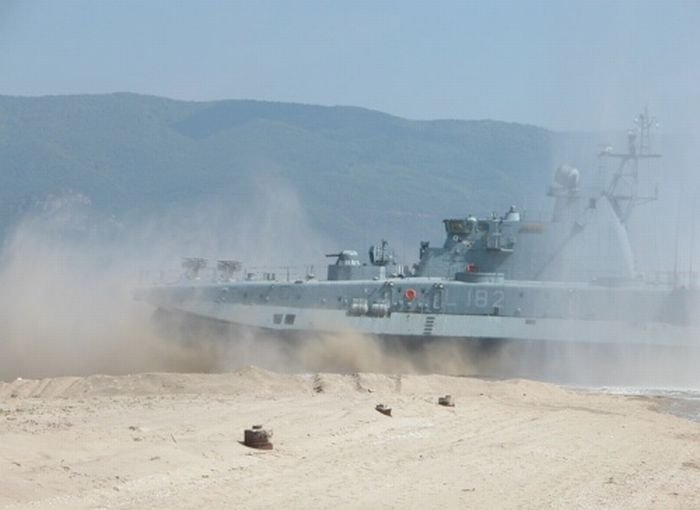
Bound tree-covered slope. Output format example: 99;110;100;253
0;93;555;249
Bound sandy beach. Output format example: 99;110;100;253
1;367;699;509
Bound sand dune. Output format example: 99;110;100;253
1;367;699;509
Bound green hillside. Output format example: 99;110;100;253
0;93;555;252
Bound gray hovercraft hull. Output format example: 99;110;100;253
140;109;700;352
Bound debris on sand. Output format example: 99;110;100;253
375;404;392;417
244;424;273;450
438;394;455;407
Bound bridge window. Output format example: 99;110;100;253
444;219;472;235
273;314;283;325
284;314;296;325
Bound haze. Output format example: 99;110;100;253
1;0;699;133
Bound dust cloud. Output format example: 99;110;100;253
164;326;502;377
538;126;700;390
0;206;210;381
0;182;330;381
0;185;512;382
0;181;488;382
2;168;700;389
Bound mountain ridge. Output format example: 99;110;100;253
0;93;555;250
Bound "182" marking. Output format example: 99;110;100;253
464;289;505;309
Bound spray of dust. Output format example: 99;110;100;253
4;166;699;386
0;204;212;381
480;339;700;389
160;323;503;377
0;181;328;381
0;182;496;382
503;127;700;390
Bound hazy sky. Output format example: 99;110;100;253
1;0;699;132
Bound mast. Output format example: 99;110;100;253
599;106;660;224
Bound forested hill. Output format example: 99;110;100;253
0;93;555;250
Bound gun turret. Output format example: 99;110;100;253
325;250;361;266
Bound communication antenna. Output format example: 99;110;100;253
689;186;697;288
599;106;661;224
673;183;682;288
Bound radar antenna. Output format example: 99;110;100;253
599;106;661;224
